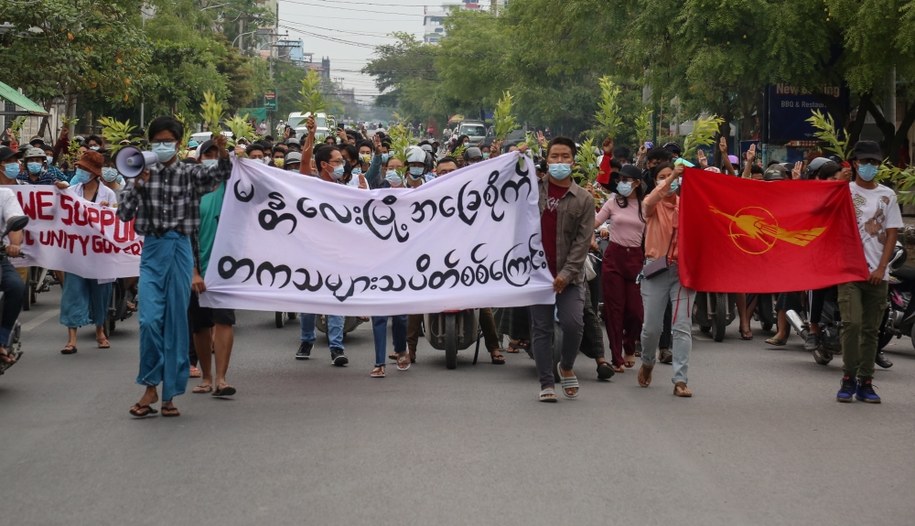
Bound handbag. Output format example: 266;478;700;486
642;229;676;280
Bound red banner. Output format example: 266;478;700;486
678;168;869;292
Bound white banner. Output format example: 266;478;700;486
201;153;555;315
13;187;142;278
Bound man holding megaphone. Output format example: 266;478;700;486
117;116;231;419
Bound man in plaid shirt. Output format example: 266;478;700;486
118;116;231;419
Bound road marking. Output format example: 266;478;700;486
22;309;60;333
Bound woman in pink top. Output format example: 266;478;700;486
595;165;646;373
638;162;695;398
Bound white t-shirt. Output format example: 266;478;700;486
73;182;118;207
0;187;26;246
850;183;903;280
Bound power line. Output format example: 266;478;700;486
279;18;399;39
281;0;421;17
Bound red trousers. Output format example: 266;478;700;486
601;242;644;366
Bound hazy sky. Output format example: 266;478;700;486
278;0;448;103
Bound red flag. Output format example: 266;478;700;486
678;168;869;293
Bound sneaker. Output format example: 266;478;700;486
812;344;833;366
331;349;348;367
855;377;881;403
836;376;856;403
658;348;672;364
804;332;820;352
875;351;893;369
295;341;313;360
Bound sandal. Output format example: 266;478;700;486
396;353;411;371
60;345;77;355
765;337;787;347
161;405;181;417
189;366;202;378
674;382;693;398
740;327;753;340
638;363;654;387
192;383;213;394
624;354;637;368
538;387;558;403
506;339;521;353
97;338;111;349
370;365;385;378
596;361;614;381
557;366;580;399
0;348;16;365
129;403;158;418
490;349;506;365
212;385;236;397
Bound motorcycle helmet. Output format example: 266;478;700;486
662;142;682;156
805;157;841;180
763;164;788;181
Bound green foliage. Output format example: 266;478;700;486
300;70;326;115
200;91;225;134
887;165;915;205
8;117;27;139
225;114;256;146
522;132;543;158
635;108;653;143
806;109;851;160
590;77;623;140
682;115;725;161
386;117;415;164
574;138;600;185
97;117;137;155
493;91;519;141
172;112;194;156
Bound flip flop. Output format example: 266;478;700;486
60;345;77;355
624;355;637;368
765;337;787;347
189;366;202;378
129;404;158;418
212;385;236;397
161;406;181;417
97;338;111;349
490;350;506;365
396;353;411;371
192;384;213;394
596;361;614;380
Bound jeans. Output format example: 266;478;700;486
372;315;407;366
640;263;695;385
0;258;24;347
300;314;344;351
530;283;585;389
838;281;887;379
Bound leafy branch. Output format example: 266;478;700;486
225;114;256;146
574;137;600;185
493;90;518;141
635;107;653;142
200;91;224;135
386;115;415;164
8;117;27;139
806;109;850;160
299;70;326;115
97;116;136;155
589;76;622;141
682;115;724;161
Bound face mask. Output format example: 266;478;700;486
408;166;425;179
273;158;284;168
424;172;437;183
359;153;371;163
331;164;345;181
352;167;362;177
857;163;878;182
201;159;219;169
617;181;633;197
46;155;54;164
27;162;43;174
116;175;125;186
548;163;572;180
3;163;20;178
482;153;490;159
101;167;119;183
381;153;391;163
151;142;177;163
89;145;100;151
73;168;92;185
385;170;401;186
463;141;470;147
669;177;681;194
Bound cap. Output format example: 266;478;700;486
285;151;302;164
463;147;483;160
851;140;882;162
28;137;45;147
0;146;19;163
662;142;682;155
420;144;434;154
285;138;300;146
199;140;218;155
763;164;788;181
406;146;426;164
75;150;104;178
23;147;46;159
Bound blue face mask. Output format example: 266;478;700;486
331;164;345;181
385;170;401;186
352;167;363;177
381;153;391;163
424;172;437;183
151;141;177;163
408;166;425;179
27;162;43;174
857;163;878;182
72;168;92;185
201;159;218;169
669;177;682;193
548;163;572;180
101;167;120;183
617;181;633;197
4;163;20;178
482;153;490;159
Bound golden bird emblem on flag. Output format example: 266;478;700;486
710;206;827;255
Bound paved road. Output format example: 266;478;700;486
2;287;914;526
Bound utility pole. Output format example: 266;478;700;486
491;0;498;14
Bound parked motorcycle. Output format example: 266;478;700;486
878;242;914;352
695;292;737;342
105;278;135;336
0;215;31;376
274;311;297;328
425;309;481;369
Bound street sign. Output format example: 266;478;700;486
264;90;277;111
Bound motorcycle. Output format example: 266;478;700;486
105;278;135;336
0;215;31;376
22;265;56;311
879;242;914;351
424;309;481;369
274;311;297;328
695;292;737;342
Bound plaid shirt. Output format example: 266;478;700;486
17;167;68;185
117;157;232;239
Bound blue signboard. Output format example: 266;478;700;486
766;84;849;144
